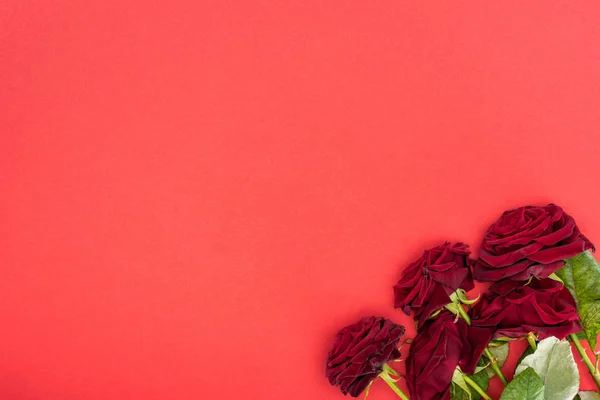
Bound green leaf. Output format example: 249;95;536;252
500;367;544;400
556;251;600;352
469;370;489;400
452;369;472;399
450;381;470;400
577;392;600;400
514;344;536;375
489;342;509;366
515;337;580;400
451;369;489;400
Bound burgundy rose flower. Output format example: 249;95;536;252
325;316;405;397
394;242;474;326
406;312;473;400
463;278;581;373
474;204;594;282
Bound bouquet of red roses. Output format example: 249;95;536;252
325;204;600;400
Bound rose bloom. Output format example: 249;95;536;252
325;316;405;397
463;278;581;372
406;312;473;400
474;204;594;282
394;242;474;326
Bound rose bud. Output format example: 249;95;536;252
325;316;405;397
462;278;581;373
406;312;472;400
474;204;594;282
394;242;474;326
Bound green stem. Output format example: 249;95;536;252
570;334;600;391
483;348;508;386
382;378;409;400
527;334;537;351
454;303;507;386
463;374;492;400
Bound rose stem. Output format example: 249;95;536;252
570;333;600;391
526;333;537;351
455;305;508;386
462;374;492;400
381;377;409;400
482;348;508;386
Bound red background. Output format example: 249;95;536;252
2;2;600;399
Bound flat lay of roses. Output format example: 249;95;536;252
325;204;600;400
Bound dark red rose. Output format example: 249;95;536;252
394;242;474;326
463;278;581;373
406;312;473;400
325;316;405;397
473;278;581;339
474;204;594;282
